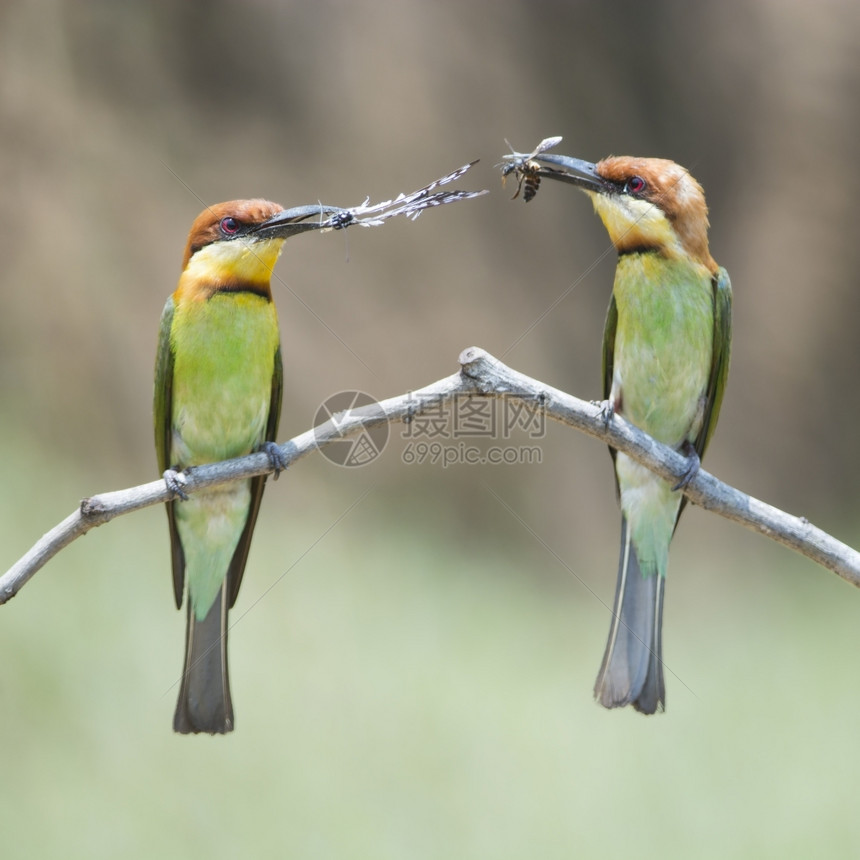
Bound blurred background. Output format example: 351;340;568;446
2;0;860;856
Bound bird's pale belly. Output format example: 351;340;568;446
171;394;269;467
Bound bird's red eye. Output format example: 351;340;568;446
220;217;240;235
625;176;647;195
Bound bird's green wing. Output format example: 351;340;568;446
675;267;732;527
602;293;618;404
268;343;284;443
154;296;186;609
154;297;174;476
226;344;284;608
602;293;621;495
695;266;732;461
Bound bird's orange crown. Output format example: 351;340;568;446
177;200;286;301
593;157;716;273
182;199;284;269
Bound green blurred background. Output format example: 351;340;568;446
3;0;860;856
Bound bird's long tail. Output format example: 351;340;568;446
174;583;233;734
594;516;665;714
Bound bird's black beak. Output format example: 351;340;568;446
529;154;607;194
252;204;350;238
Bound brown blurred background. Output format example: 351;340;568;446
4;0;860;528
2;1;860;857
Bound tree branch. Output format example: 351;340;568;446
2;346;858;604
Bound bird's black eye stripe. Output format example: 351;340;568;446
220;216;241;235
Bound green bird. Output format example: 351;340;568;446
526;152;732;713
155;199;340;734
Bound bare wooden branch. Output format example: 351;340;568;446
2;346;858;604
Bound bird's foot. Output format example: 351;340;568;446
260;441;288;479
163;468;189;501
598;398;615;429
672;443;701;491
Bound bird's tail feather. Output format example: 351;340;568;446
594;516;665;714
174;583;233;734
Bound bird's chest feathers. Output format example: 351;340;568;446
170;293;279;464
612;255;713;444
